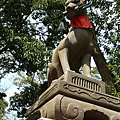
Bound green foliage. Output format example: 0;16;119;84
23;40;48;74
32;0;65;9
88;0;120;96
0;0;31;77
0;0;50;78
0;93;6;99
9;73;48;118
0;98;8;119
108;63;120;97
42;10;68;50
0;0;68;78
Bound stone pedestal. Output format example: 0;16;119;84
26;71;120;120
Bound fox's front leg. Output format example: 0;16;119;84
58;47;70;74
47;63;58;86
58;37;71;74
82;54;91;77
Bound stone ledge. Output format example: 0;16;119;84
27;95;120;120
26;71;120;119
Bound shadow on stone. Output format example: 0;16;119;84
83;110;109;120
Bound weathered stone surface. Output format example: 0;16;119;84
39;95;120;120
26;71;120;120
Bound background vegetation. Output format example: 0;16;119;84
0;0;119;118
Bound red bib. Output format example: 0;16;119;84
70;16;93;28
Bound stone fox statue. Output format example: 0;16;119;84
47;0;113;85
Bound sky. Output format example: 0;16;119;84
0;73;19;102
0;73;21;119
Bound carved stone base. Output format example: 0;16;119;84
26;71;120;120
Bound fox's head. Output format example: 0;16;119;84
65;0;87;19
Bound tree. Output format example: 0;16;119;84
0;0;50;118
0;85;8;120
9;72;48;118
0;0;49;78
0;98;8;120
89;0;120;96
0;93;6;99
1;0;120;118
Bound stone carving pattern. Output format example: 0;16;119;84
63;83;120;105
71;76;102;92
111;115;120;120
61;102;84;120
